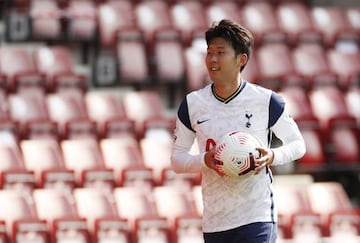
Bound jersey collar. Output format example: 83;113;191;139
211;80;247;104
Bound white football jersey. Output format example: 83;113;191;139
171;80;306;233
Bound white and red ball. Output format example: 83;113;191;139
215;131;262;179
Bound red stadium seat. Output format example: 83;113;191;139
65;0;97;42
33;188;90;243
307;182;360;237
122;91;175;139
241;1;287;46
135;0;173;45
279;86;326;169
309;86;359;164
140;136;201;188
153;186;203;243
326;47;360;89
34;46;88;92
273;184;322;239
170;0;208;46
85;91;136;139
46;90;97;139
0;46;45;92
73;188;131;243
241;52;260;84
21;139;76;191
8;90;58;140
61;138;115;189
0;190;50;243
100;137;154;188
345;86;360;127
345;7;360;35
0;143;35;193
292;42;338;89
116;29;151;87
151;29;186;107
114;186;171;243
276;2;323;46
256;42;303;90
311;6;359;47
30;0;63;41
206;1;242;26
97;0;136;48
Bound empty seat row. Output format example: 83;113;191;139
0;128;200;192
6;0;360;49
187;41;360;92
0;185;203;243
0;178;358;242
0;45;86;93
0;88;175;140
273;178;360;241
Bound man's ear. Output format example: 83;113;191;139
237;53;248;70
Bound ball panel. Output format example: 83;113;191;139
215;131;262;179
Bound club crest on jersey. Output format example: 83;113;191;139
245;112;253;128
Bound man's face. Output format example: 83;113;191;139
205;37;243;84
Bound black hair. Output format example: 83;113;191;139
205;19;254;72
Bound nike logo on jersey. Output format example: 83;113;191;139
197;119;210;124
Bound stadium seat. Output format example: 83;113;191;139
140;136;201;188
85;91;136;139
311;6;359;47
8;90;58;140
0;143;35;193
205;1;242;26
33;188;90;243
29;0;64;41
241;52;260;84
279;86;326;169
21;139;76;191
153;185;203;243
170;0;208;46
151;29;186;107
0;190;50;243
241;1;287;46
307;182;360;237
116;29;151;87
135;0;173;45
97;0;136;48
73;187;131;243
256;42;304;90
345;86;360;127
184;44;209;92
113;186;171;243
309;86;359;164
276;2;323;46
0;46;45;92
326;47;360;89
61;138;115;189
34;46;88;93
273;184;322;239
65;0;97;42
292;42;338;89
100;137;154;188
345;7;360;35
46;90;97;139
122;91;175;139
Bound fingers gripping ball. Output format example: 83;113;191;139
215;131;262;178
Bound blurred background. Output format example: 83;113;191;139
0;0;359;242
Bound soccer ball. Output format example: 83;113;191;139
215;131;262;179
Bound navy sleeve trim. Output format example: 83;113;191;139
268;93;285;128
178;97;195;132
